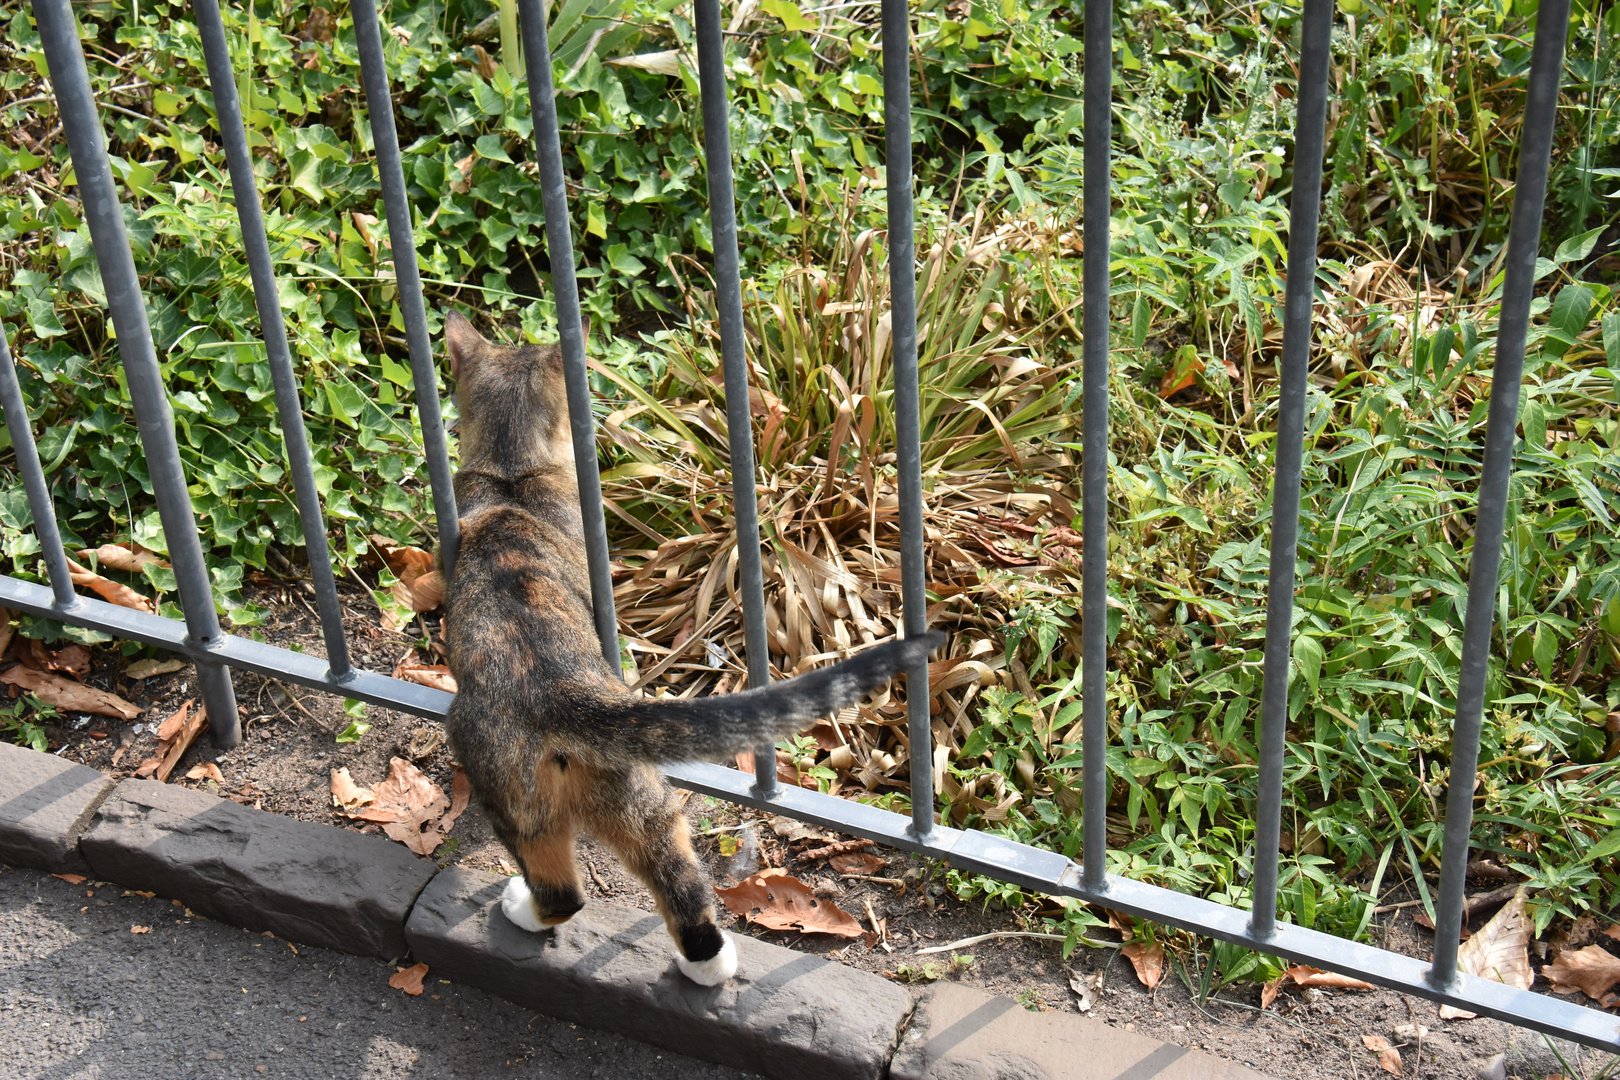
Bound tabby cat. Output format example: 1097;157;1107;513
440;310;942;985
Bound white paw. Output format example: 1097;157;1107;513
500;876;547;933
676;932;738;986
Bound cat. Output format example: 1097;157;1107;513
439;310;943;986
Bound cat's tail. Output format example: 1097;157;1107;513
595;631;944;763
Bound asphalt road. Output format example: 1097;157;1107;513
0;865;759;1080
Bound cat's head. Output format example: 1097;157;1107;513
443;310;575;474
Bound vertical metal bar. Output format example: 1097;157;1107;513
1079;0;1112;892
516;0;620;673
1429;0;1570;986
34;0;241;747
193;0;351;682
692;0;777;798
1248;0;1333;941
881;0;933;838
0;333;78;611
350;0;460;574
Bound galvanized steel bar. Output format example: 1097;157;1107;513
692;0;777;798
1248;0;1333;941
34;0;241;747
517;0;620;673
1079;0;1112;891
881;0;934;838
1429;0;1571;986
193;0;352;682
0;333;78;611
351;0;460;574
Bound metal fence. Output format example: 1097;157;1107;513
10;0;1617;1053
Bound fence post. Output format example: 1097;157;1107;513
515;0;621;674
1248;0;1333;941
691;0;779;798
193;0;352;683
350;0;461;575
34;0;242;747
1428;0;1571;987
1079;0;1113;893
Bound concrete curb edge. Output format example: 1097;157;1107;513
0;742;1268;1080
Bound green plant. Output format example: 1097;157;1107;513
0;693;55;752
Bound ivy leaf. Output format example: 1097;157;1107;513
760;0;815;32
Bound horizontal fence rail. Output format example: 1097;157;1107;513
7;0;1615;1053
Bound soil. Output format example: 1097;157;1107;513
29;580;1620;1080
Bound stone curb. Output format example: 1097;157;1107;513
0;744;1272;1080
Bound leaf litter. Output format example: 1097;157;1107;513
715;868;865;938
1439;888;1533;1020
133;699;208;782
389;962;429;995
330;758;469;856
1542;946;1620;1002
0;665;144;720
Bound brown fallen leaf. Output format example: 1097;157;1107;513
17;639;91;680
714;868;864;938
125;657;186;680
52;873;87;885
1121;940;1165;989
130;925;150;934
1264;963;1378;1009
440;766;471;833
185;762;224;783
370;536;444;614
65;558;156;614
394;663;458;694
829;852;887;876
133;700;208;783
394;570;445;614
0;665;143;720
336;757;452;857
1362;1035;1403;1076
1542;946;1620;1001
79;543;168;574
330;767;375;810
1440;888;1533;1020
1603;924;1620;942
389;962;428;995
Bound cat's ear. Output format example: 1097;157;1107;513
444;310;487;378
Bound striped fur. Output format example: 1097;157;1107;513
438;311;939;979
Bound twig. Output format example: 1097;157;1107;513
838;873;906;887
916;930;1116;955
800;838;874;861
862;896;885;945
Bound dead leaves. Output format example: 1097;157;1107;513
370;536;445;624
79;543;167;574
184;762;224;784
65;557;156;614
0;665;144;720
1120;940;1165;989
133;699;208;782
389;962;429;996
1361;1035;1404;1076
1261;965;1376;1009
1543;946;1620;1003
125;657;186;680
715;868;864;938
330;758;468;857
393;661;458;694
1440;889;1533;1020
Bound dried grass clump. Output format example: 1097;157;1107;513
600;208;1086;808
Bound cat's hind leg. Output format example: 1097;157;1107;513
594;768;736;986
503;830;586;932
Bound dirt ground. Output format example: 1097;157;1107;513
30;580;1620;1080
